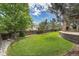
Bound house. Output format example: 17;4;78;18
26;24;39;34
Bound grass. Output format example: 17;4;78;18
7;32;74;56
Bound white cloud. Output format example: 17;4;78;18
29;3;49;16
32;7;41;16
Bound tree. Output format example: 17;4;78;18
48;3;79;32
68;4;79;31
49;18;61;31
48;3;70;31
38;19;48;33
48;3;79;31
0;4;32;36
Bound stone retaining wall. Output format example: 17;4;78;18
60;31;79;44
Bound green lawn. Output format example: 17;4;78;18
7;32;74;56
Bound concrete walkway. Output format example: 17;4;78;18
65;44;79;56
0;39;14;56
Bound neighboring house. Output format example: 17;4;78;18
26;24;39;31
32;24;39;31
26;24;39;34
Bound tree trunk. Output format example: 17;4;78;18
62;20;67;31
76;25;79;32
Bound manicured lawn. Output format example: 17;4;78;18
7;32;74;56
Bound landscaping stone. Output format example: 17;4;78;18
0;39;14;56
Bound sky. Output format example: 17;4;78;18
29;3;56;25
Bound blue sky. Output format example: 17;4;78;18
29;3;56;24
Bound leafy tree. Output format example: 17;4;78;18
48;3;79;31
48;3;69;31
0;4;32;36
38;19;48;33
